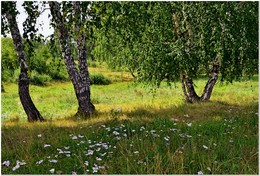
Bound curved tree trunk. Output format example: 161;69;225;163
200;61;220;101
6;7;44;122
49;1;95;117
181;74;200;103
181;60;220;103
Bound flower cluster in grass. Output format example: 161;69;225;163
1;110;258;174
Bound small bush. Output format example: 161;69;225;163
30;71;52;86
49;71;69;81
90;73;111;85
88;61;97;68
1;70;13;82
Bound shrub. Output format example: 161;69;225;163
30;71;52;86
1;70;13;82
49;70;69;81
90;73;111;85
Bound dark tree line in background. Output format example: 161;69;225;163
1;1;258;122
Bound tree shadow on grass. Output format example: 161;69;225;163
122;100;258;122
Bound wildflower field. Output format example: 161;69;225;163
1;65;258;174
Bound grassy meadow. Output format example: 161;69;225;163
1;64;258;174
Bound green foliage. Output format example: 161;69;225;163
1;37;19;82
29;71;52;86
1;37;69;83
94;2;258;86
90;73;111;85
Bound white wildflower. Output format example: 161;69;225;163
93;167;98;173
164;136;170;141
198;171;203;175
100;152;107;157
102;143;109;150
84;161;89;166
44;144;51;148
86;150;94;156
16;160;26;166
12;164;20;171
2;160;10;167
186;135;192;138
57;148;63;153
78;134;84;138
49;159;58;163
96;143;102;146
66;154;71;157
203;145;208;150
49;168;55;174
184;114;190;118
170;128;177;132
113;131;120;136
140;126;145;131
37;134;42;138
186;123;192;127
96;157;102;161
96;147;101;152
64;146;70;150
72;136;78;140
133;151;139;154
99;166;105;169
150;130;156;133
132;130;135;132
36;160;44;165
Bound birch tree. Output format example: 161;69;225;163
1;1;44;121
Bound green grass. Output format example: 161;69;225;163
1;66;258;174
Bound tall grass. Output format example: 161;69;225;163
1;66;258;174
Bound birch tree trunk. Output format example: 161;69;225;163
200;60;220;101
49;1;95;117
5;6;44;122
181;60;220;103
